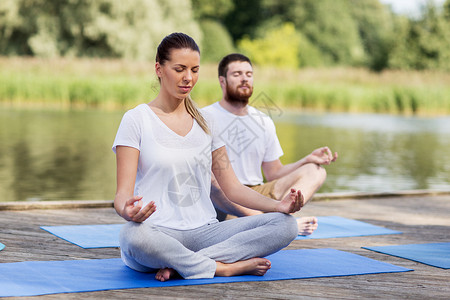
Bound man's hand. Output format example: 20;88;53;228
276;188;304;214
122;196;156;223
307;147;338;165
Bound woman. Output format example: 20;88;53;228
112;32;302;282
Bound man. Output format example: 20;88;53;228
202;53;338;235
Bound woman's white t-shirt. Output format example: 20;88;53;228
112;104;224;230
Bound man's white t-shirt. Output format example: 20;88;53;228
112;104;224;230
201;102;283;186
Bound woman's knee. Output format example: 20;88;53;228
120;222;157;254
285;214;299;240
270;213;298;242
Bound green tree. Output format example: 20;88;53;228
222;0;265;41
349;0;395;71
295;0;365;65
249;17;325;67
238;23;301;68
389;2;450;71
0;0;202;60
199;20;234;63
191;0;234;19
0;0;22;55
257;0;365;66
444;0;450;20
191;0;235;62
296;33;326;67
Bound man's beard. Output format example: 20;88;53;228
225;82;253;105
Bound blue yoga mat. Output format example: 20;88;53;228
296;216;401;240
0;248;411;297
363;242;450;269
41;216;401;249
0;243;4;251
41;224;124;248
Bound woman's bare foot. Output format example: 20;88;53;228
297;216;318;235
215;258;271;277
155;268;178;282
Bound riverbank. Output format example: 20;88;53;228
1;57;449;115
0;192;449;298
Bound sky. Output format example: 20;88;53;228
379;0;446;17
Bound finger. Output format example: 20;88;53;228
295;191;302;212
305;222;316;229
291;190;300;212
130;202;148;222
298;190;305;210
131;204;143;215
143;202;157;218
140;201;155;213
326;148;334;162
134;201;156;222
134;212;150;223
126;195;143;207
322;147;332;160
332;152;338;161
285;190;297;213
294;193;301;212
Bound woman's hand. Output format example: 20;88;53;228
276;188;304;214
122;195;156;223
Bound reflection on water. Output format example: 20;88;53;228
275;112;450;193
0;109;123;202
0;108;449;202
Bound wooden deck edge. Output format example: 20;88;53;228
312;189;450;200
0;200;114;211
0;189;449;211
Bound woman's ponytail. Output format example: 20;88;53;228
185;95;209;134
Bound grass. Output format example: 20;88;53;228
1;56;449;115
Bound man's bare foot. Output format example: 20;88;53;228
155;268;178;282
297;216;318;235
215;258;271;277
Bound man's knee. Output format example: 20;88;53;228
285;162;327;185
315;164;327;183
300;163;327;184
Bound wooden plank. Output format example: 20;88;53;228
312;189;450;200
0;195;449;299
0;200;114;211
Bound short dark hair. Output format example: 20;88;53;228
156;32;200;65
218;53;252;77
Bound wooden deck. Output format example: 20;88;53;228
1;191;449;299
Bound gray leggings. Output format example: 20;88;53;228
119;212;298;279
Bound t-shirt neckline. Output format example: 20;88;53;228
215;102;251;118
144;104;197;139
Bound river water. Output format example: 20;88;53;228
1;108;449;202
